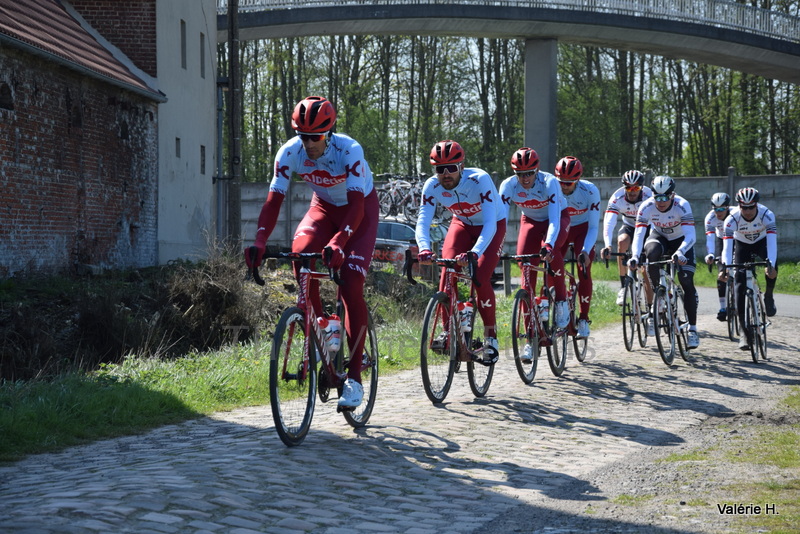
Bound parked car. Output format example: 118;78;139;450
372;218;446;271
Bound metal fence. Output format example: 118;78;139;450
217;0;800;43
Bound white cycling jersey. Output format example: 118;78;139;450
268;133;374;205
498;170;567;248
721;204;778;266
563;180;601;255
703;208;728;256
416;168;504;257
631;195;696;258
602;186;652;247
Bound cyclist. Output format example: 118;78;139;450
703;192;732;322
244;96;379;409
416;140;507;363
600;170;653;306
627;176;700;349
498;147;571;362
554;156;600;339
720;187;778;351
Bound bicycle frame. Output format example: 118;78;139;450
725;260;771;363
606;251;649;351
646;257;690;366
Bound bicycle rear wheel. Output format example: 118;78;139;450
726;280;739;341
635;281;649;348
621;283;635;351
512;289;538;384
547;294;567;377
674;290;690;361
755;292;768;361
652;288;675;366
420;292;457;404
341;311;380;428
466;299;494;397
745;291;768;363
270;307;317;447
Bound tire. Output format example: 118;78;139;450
420;292;457;404
466;298;494;397
402;200;420;221
674;289;690;361
512;289;538;384
378;190;395;217
547;293;567;377
726;280;739;341
652;288;675;366
745;291;768;363
270;307;317;447
342;311;379;428
621;283;635;351
635;281;649;348
755;292;768;361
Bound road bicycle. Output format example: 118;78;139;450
723;259;771;363
562;244;588;363
376;174;424;221
500;253;562;383
645;257;690;366
606;252;649;351
405;250;495;403
248;248;379;446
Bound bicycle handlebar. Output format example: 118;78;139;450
248;247;342;286
500;253;555;277
404;249;480;287
602;251;630;269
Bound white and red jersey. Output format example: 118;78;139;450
721;204;778;266
563;180;601;255
704;208;728;256
416;168;504;257
602;186;652;247
268;133;374;205
498;171;567;248
631;195;696;258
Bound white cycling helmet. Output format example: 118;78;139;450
621;170;644;187
711;192;730;208
735;187;759;206
651;175;675;196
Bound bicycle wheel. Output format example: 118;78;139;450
466;298;494;397
402;200;420;221
745;291;768;363
512;289;538;384
378;189;394;217
270;307;317;447
547;294;567;376
635;281;649;348
572;302;588;362
621;282;635;351
726;280;739;341
652;288;675;366
755;292;768;361
420;292;457;404
674;289;690;361
341;311;380;428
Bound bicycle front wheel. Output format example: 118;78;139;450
674;290;690;361
636;282;649;348
512;289;538;384
420;292;457;404
270;307;317;447
621;282;635;351
726;280;739;341
547;296;567;377
342;311;380;428
466;299;494;397
755;292;768;361
652;288;675;366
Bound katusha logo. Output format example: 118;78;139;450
448;202;481;217
302;170;345;187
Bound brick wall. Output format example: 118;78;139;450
71;0;158;77
0;48;158;277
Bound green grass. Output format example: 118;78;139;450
611;493;655;505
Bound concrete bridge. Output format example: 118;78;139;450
215;0;800;170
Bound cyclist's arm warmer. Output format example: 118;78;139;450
328;190;365;250
631;224;646;259
415;180;436;252
767;232;778;266
677;219;696;256
544;179;562;247
602;210;618;248
254;191;285;247
722;216;735;266
583;187;601;254
705;231;716;257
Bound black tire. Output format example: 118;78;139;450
573;333;588;363
270;307;317;447
726;280;739;341
756;292;768;361
621;283;635;351
635;281;649;348
420;292;457;404
342;311;380;428
653;288;675;366
674;289;690;361
466;298;494;397
512;289;538;384
402;200;420;222
547;295;567;377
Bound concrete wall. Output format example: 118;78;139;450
243;172;800;261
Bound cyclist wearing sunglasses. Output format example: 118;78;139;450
721;187;778;349
498;147;572;353
601;170;653;306
704;192;732;321
554;156;601;339
627;175;700;349
416;140;507;363
244;96;379;408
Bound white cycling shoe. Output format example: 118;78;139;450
616;287;626;306
687;330;700;349
338;378;363;408
577;319;590;339
554;301;570;329
520;343;533;363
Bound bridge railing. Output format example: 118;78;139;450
217;0;799;43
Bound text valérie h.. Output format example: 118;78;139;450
717;502;778;515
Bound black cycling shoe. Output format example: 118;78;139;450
716;308;727;322
765;295;776;317
430;332;448;354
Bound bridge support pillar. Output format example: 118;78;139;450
524;38;557;172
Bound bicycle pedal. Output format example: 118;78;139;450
336;405;355;413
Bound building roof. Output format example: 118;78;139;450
0;0;164;102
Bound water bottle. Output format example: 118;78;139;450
317;314;341;352
458;302;473;333
535;296;549;321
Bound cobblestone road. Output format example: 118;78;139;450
1;293;799;534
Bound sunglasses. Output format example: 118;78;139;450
435;164;460;174
515;171;536;178
654;194;672;202
714;207;729;212
739;204;757;210
299;133;326;142
625;185;642;193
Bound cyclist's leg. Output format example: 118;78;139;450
732;242;752;338
438;218;473;326
517;215;546;293
753;238;778;315
292;208;336;318
714;237;727;314
549;210;571;302
474;219;506;340
569;224;593;321
616;225;634;286
643;237;665;299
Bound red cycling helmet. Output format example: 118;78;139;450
291;96;336;133
555;156;583;182
430;140;465;165
510;147;540;173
